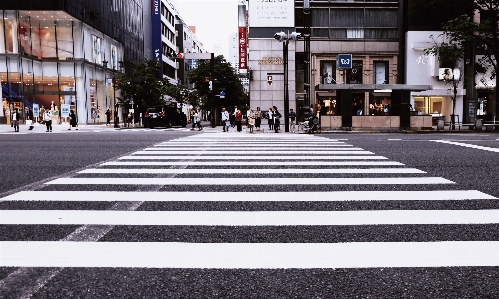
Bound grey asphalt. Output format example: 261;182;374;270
1;127;499;298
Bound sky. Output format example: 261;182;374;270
170;0;240;59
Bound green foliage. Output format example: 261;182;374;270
187;55;247;111
115;59;171;108
164;84;198;108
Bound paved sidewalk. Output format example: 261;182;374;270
0;122;118;134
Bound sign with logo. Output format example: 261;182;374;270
61;104;70;117
336;54;352;69
33;104;39;117
152;0;162;63
220;91;225;99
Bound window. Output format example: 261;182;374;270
346;60;363;84
320;61;337;84
374;61;388;84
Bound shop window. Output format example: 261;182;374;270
369;96;392;116
352;93;365;116
374;61;388;84
413;96;443;116
346;60;363;84
319;97;338;115
320;60;336;84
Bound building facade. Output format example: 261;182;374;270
0;0;144;125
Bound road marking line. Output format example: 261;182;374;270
432;140;499;153
101;161;404;166
118;155;387;160
78;168;426;174
46;177;454;185
3;190;493;202
2;241;498;268
132;150;374;155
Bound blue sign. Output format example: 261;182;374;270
336;54;352;69
220;91;225;98
61;104;70;117
32;104;39;117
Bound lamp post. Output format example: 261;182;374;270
274;31;302;132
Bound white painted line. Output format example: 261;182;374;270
132;150;374;155
46;177;454;185
3;190;494;202
78;168;426;174
388;139;402;141
433;140;499;153
1;210;497;225
118;155;387;160
2;241;498;268
149;146;358;150
101;161;405;166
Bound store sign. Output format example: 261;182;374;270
258;57;284;65
152;0;162;63
238;27;247;70
33;104;39;117
336;54;352;69
61;104;70;117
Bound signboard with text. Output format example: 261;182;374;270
61;104;70;117
336;54;353;69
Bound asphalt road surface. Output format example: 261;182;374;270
1;129;499;298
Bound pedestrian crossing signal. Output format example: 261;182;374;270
267;75;273;85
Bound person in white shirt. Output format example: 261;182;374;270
43;110;53;132
221;107;230;132
11;108;20;132
267;108;273;131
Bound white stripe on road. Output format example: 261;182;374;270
46;177;454;185
2;241;498;268
3;190;493;202
433;140;499;153
101;161;404;166
78;168;426;174
155;144;354;147
132;150;374;155
1;210;497;225
118;155;387;160
147;147;359;150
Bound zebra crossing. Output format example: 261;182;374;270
1;133;498;294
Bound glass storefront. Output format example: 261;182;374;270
0;10;124;125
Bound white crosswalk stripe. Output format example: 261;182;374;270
1;134;498;272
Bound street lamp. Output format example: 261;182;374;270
273;31;302;132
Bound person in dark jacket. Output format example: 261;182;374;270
11;108;20;132
105;109;111;125
68;109;78;130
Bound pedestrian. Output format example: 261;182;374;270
255;107;262;131
235;108;243;132
105;109;111;125
11;108;20;132
43;109;52;132
267;108;273;131
289;108;297;133
127;112;134;127
190;110;196;130
248;108;255;133
273;106;282;133
221;107;230;132
68;109;78;130
195;110;202;131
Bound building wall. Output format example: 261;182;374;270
405;31;465;122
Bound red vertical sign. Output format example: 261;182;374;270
238;26;247;70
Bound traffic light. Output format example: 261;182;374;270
274;32;286;42
267;75;273;85
209;80;213;90
177;53;184;58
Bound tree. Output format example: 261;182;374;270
164;83;198;110
424;37;466;125
188;55;247;112
435;0;499;120
115;59;171;109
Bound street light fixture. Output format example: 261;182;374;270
273;31;302;132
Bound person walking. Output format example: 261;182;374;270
11;108;20;132
267;108;274;131
255;107;262;131
105;109;111;125
195;110;202;131
273;106;282;133
235;108;243;132
190;110;196;130
43;109;53;132
221;107;230;132
289;108;297;133
68;109;78;130
248;108;255;133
